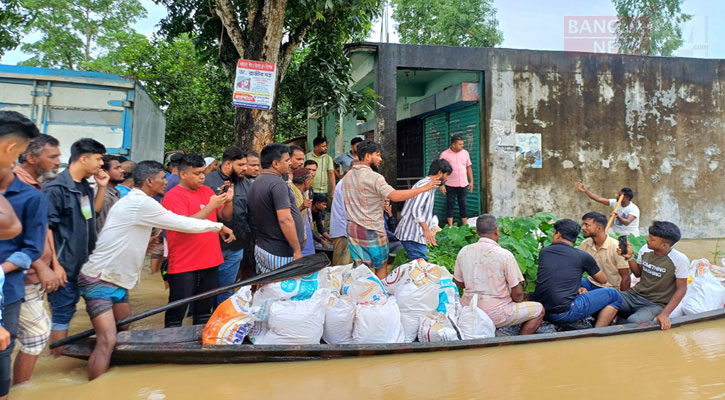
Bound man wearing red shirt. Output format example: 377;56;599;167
162;154;233;327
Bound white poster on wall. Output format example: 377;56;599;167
516;133;542;168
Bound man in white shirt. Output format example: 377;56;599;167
575;183;640;236
77;160;234;380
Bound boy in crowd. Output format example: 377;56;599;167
395;159;452;261
44;138;108;356
618;221;688;330
162;154;233;327
0;111;41;398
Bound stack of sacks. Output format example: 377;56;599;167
385;260;463;342
249;271;331;343
202;286;256;345
343;265;405;344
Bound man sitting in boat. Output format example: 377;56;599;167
453;214;545;335
579;212;631;292
533;219;622;328
77;161;234;380
617;221;688;330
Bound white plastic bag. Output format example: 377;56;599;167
256;289;329;345
342;266;388;304
418;312;460;342
671;259;725;317
353;296;405;344
457;295;495;340
323;294;355;344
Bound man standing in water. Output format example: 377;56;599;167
439;135;473;227
79;160;234;380
575;183;640;236
44;138;108;357
342;141;440;279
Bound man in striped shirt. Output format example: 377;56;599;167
395;159;452;261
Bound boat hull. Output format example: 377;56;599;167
60;308;725;365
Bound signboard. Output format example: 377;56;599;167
233;59;277;110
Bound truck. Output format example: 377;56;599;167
0;64;165;162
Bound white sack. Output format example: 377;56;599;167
418;312;460;342
353;296;405;344
323;294;355;344
256;289;329;345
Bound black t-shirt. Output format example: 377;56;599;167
533;242;601;314
247;172;304;257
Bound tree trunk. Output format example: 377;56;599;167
234;100;278;153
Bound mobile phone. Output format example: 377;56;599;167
618;235;629;255
220;183;230;194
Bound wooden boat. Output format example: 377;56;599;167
61;308;725;365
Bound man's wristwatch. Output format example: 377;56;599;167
625;257;634;262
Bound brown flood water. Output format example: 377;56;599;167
12;239;725;400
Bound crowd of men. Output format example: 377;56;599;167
0;109;692;394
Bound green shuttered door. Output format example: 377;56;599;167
423;105;481;224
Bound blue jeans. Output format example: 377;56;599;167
547;287;623;324
0;300;21;396
580;277;603;291
216;249;244;306
402;241;428;261
47;280;80;331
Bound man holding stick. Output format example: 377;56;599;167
575;183;640;236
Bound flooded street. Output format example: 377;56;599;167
11;239;725;400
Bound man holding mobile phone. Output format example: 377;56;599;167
204;146;251;306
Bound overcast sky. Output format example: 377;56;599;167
2;0;722;65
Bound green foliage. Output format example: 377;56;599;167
613;0;691;56
18;0;147;70
90;34;235;155
157;0;382;144
426;225;478;272
391;0;503;47
428;213;560;292
627;234;647;258
0;0;31;57
392;247;410;268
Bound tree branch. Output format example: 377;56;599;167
214;0;247;59
278;13;319;79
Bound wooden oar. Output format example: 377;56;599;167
50;252;331;349
605;194;624;233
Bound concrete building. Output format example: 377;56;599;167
308;42;724;238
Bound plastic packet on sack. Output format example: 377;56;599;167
203;286;256;345
419;312;461;342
